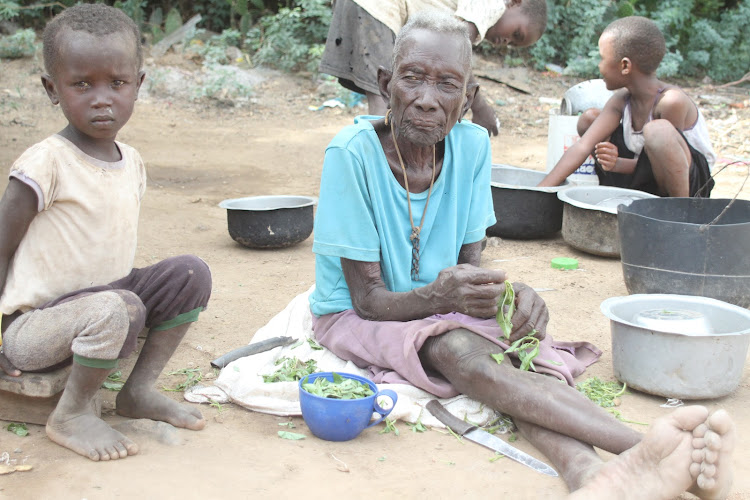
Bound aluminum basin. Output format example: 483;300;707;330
601;294;750;399
558;186;657;257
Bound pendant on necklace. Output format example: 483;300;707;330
410;229;421;281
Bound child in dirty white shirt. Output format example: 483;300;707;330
0;3;212;461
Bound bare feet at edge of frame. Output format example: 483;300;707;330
569;406;735;500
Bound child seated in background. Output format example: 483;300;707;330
0;3;212;461
539;16;715;197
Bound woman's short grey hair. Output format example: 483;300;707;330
391;11;472;73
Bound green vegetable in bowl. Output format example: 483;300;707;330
302;372;375;399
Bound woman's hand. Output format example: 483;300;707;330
595;141;619;171
431;264;507;318
508;282;549;342
0;351;21;377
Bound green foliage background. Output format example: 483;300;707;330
0;0;748;82
525;0;749;82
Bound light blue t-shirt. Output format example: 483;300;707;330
309;116;496;317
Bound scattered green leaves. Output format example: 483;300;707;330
6;422;28;437
576;377;627;408
301;372;374;399
162;368;202;392
306;337;323;350
278;431;306;440
489;452;505;462
263;357;318;383
577;377;647;425
101;370;125;391
496;281;515;339
379;418;400;436
406;411;428;433
278;422;296;429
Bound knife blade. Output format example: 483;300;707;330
426;399;558;477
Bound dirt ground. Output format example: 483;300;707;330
1;50;749;500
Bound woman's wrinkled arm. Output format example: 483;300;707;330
342;257;507;322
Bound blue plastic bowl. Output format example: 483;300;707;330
298;372;398;442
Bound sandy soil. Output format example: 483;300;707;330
1;51;749;500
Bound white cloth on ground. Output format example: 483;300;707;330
212;286;507;429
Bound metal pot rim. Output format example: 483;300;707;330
558;186;657;215
218;195;318;211
600;293;750;336
490;164;571;193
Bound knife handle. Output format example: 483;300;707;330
426;400;477;436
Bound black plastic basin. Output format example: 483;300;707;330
618;197;750;307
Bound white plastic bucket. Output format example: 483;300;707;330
545;110;599;185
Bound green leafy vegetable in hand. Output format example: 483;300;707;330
496;281;515;339
263;357;318;383
302;372;374;399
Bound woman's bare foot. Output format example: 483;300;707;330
46;409;139;461
569;406;735;500
688;409;735;500
116;387;206;430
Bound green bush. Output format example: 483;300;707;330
526;0;750;82
0;28;36;58
244;0;330;73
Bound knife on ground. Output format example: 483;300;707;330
426;399;558;477
210;336;296;369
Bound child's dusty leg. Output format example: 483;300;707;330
514;418;604;492
420;328;642;454
116;323;206;430
688;409;735;500
643;119;692;196
47;362;139;461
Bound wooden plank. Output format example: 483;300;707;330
475;68;533;94
0;390;102;426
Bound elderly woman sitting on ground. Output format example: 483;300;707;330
308;11;734;499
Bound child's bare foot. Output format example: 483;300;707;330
688;409;735;500
46;409;139;461
569;406;735;500
116;387;206;430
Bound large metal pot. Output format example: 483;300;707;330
601;294;750;399
486;165;570;239
557;186;657;257
618;197;750;308
219;195;316;249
